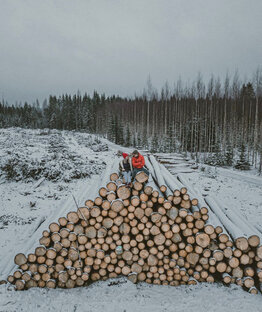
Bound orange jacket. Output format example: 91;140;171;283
132;153;145;169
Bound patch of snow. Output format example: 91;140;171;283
1;278;262;312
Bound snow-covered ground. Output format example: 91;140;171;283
0;129;262;312
1;278;262;312
188;165;262;230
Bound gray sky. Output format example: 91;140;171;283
0;0;261;104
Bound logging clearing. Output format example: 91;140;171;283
4;155;262;295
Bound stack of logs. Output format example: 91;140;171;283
7;170;262;294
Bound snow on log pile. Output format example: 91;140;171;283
3;156;262;295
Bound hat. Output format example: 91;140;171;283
132;150;139;156
122;153;128;159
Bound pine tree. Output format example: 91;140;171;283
108;114;116;143
225;147;234;166
132;135;137;149
235;144;250;170
150;133;159;153
115;117;124;145
125;126;131;147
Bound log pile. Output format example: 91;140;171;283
6;160;262;295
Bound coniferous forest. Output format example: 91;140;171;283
1;70;262;172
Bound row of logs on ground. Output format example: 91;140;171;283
6;170;262;294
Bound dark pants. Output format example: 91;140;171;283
132;167;149;179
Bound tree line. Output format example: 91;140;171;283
0;69;262;172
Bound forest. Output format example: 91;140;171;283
1;70;262;173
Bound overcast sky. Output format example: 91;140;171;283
0;0;261;104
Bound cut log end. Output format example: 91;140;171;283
196;233;210;248
117;185;131;200
235;237;249;251
110;173;119;181
135;171;149;183
14;253;27;266
248;235;260;248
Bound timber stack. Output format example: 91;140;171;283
6;158;262;295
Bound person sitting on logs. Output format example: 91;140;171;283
131;150;149;179
119;153;133;187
